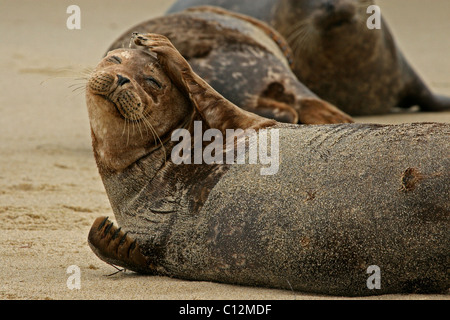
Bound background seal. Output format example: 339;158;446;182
168;0;450;115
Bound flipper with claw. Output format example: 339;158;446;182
88;216;154;274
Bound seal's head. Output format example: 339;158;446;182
305;0;372;31
86;48;192;172
86;33;275;174
276;0;378;60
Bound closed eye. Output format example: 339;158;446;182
108;55;122;64
145;76;162;89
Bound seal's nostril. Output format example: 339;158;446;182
117;74;130;86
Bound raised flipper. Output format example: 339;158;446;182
132;32;277;133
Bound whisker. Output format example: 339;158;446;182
127;118;131;146
68;82;87;89
141;111;158;145
40;67;93;86
291;27;312;56
73;77;90;81
285;20;308;38
135;114;144;139
71;89;86;98
121;115;128;138
131;115;136;136
141;112;167;160
71;86;86;93
282;18;318;58
285;20;310;44
140;114;150;136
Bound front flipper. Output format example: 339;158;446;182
297;98;354;124
253;97;299;124
88;217;154;274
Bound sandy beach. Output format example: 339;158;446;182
0;0;448;300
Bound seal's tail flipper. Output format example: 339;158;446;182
424;94;450;112
400;87;450;112
399;61;450;112
88;217;154;274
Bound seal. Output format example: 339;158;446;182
107;6;353;124
168;0;450;115
86;33;449;296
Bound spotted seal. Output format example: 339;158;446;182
86;33;449;296
107;6;352;124
168;0;450;115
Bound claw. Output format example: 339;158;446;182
129;239;137;253
119;231;129;246
103;222;113;236
112;227;122;240
97;216;109;231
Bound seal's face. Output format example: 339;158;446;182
86;48;191;171
286;0;374;31
278;0;378;54
274;0;380;72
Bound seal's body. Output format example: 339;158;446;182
108;7;352;124
168;0;450;115
86;34;449;296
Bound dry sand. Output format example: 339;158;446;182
0;0;448;300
